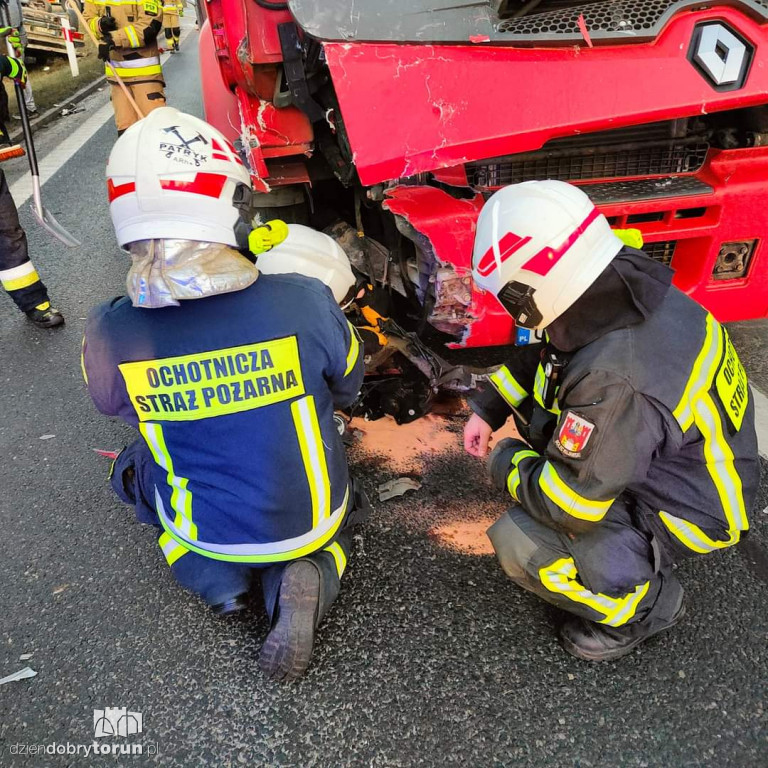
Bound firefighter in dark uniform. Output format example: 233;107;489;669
464;180;758;661
81;108;365;682
0;51;64;328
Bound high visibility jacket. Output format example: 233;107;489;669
162;0;182;20
83;0;164;84
82;274;364;563
471;281;759;554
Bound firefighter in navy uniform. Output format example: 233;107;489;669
464;180;759;661
84;0;166;134
82;108;365;682
0;53;64;328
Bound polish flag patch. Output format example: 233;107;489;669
555;411;596;458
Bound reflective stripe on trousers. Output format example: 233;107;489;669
539;557;650;627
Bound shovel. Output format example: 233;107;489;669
0;0;80;246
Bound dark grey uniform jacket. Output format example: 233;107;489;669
471;280;759;554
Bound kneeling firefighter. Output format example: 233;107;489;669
464;180;759;661
82;107;367;682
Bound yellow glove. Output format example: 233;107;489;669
613;228;644;249
248;219;289;256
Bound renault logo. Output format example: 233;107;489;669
688;22;753;91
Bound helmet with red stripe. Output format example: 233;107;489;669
106;106;253;248
472;180;623;330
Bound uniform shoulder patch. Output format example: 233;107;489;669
144;0;160;15
554;411;596;459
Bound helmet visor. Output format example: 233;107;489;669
498;280;543;329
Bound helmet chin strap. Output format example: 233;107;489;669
232;182;254;252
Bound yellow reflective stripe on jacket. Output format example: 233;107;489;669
673;313;721;432
506;449;539;501
156;485;350;563
533;364;561;416
158;531;189;565
88;16;101;36
0;262;40;291
659;511;741;554
140;422;198;540
107;62;163;78
668;314;749;551
538;462;614;522
539;557;650;627
344;321;361;377
696;391;748;531
125;24;141;47
489;365;528;409
325;540;347;577
291;395;331;526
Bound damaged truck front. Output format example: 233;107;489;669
199;0;768;419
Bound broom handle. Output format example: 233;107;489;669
66;0;145;120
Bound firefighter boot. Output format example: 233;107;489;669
25;302;65;328
559;575;685;662
259;560;320;683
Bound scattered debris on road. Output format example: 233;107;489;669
0;667;37;686
378;477;421;502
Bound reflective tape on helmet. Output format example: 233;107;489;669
159;173;228;198
107;179;136;202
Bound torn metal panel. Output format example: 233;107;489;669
235;87;313;193
383;186;515;347
323;9;768;186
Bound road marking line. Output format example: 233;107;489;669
751;386;768;459
9;34;192;207
9;100;115;206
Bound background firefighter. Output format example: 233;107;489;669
81;107;367;682
162;0;182;53
464;180;759;662
83;0;165;133
0;52;63;328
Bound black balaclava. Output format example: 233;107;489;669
545;247;674;352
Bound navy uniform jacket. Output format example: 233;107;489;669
472;283;759;555
83;273;364;563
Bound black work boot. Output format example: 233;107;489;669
560;603;686;662
26;303;65;328
259;560;320;683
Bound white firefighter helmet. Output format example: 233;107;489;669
256;224;355;304
106;106;253;248
472;180;623;329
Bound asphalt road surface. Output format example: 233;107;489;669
1;24;767;768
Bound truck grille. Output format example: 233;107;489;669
643;240;677;266
497;0;768;43
467;142;709;187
